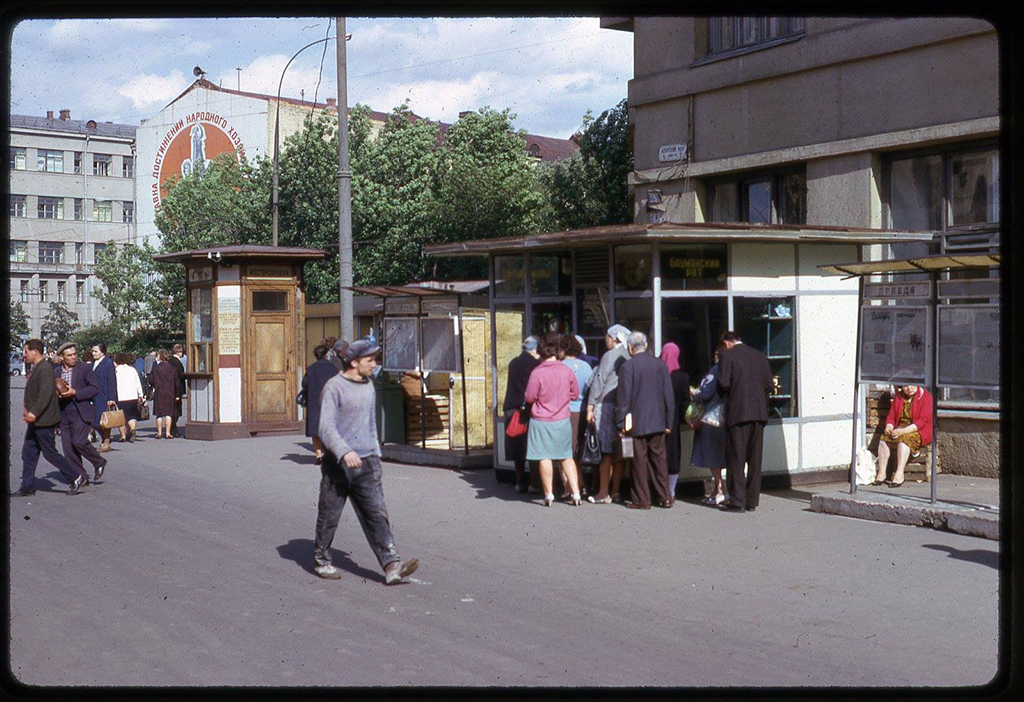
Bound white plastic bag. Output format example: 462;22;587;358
855;446;876;485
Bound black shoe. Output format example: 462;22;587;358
746;505;757;512
93;460;107;482
10;488;35;497
718;503;746;513
67;476;85;495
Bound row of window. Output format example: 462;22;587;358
707;17;805;57
10;241;108;265
10;195;133;222
17;279;87;304
10;147;134;178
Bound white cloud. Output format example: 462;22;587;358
116;69;190;109
213;53;330;97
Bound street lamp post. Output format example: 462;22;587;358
271;36;336;247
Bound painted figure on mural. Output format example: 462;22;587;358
181;124;209;178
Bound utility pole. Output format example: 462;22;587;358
336;18;354;341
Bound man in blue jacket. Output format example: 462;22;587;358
91;343;118;452
54;342;107;485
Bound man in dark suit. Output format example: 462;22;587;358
716;330;773;513
503;336;541;493
169;345;186;438
615;331;676;510
90;343;118;452
53;342;107;484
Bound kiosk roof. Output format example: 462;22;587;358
153;245;328;263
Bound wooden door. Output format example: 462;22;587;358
246;287;296;424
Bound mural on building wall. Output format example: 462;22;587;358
151;110;247;209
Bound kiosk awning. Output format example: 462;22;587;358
153;244;328;263
345;281;490;297
818;253;1000;276
422;222;935;257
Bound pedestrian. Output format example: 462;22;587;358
174;342;188;372
323;336;346;372
691;344;729;505
559;333;593;496
168;346;186;437
615;331;675;510
113;353;146;443
524;333;582;507
134;354;151;399
576;334;599;369
144;349;156;376
90;343;118;452
716;331;773;513
149;349;178;439
313;338;419;584
53;342;106;485
659;341;690;501
502;336;542;494
302;340;344;464
11;339;87;497
585;324;631;504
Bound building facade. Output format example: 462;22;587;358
603;15;1000;474
9;111;137;340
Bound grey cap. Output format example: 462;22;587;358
522;335;539;351
56;341;77;355
344;338;380;363
332;339;349;356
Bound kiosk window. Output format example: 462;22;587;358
735;296;796;418
252;291;288;311
190;287;213;373
530;254;572;296
494;256;526;297
660;244;727;291
614;245;651;291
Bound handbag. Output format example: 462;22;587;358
100;402;126;429
614;435;634;461
505;407;528;438
137;397;150;421
702;401;725;428
581;422;602;465
296;389;307;407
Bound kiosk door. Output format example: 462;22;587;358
246;288;296;424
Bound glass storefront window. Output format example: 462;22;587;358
494;256;526;297
734;296;797;418
614;245;651;291
614;297;653;345
661;298;729;383
660;244;727;291
532;301;573;337
949;150;998;226
530;254;573;297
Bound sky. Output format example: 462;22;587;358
10;17;633;138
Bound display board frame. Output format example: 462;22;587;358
382;317;419;372
420;316;461;373
858;304;932;386
937;304;1000;388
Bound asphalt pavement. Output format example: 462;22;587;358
6;379;1000;688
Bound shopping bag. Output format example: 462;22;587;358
581;422;602;465
855;446;876;486
137;397;150;421
505;408;528;438
702;401;725;428
100;403;126;429
684;400;703;425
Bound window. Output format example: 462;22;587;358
660;244;727;291
93;243;107;262
10;195;26;217
37;197;64;220
10;147;26;170
92;153;111;176
39;281;48;303
39;242;64;264
252;291;288;311
614;245;651;291
37;149;64;173
122;156;135;178
949;150;998;227
57;281;66;303
20;280;29;302
735;296;797;418
75;242;84;264
10;241;27;262
76;281;85;304
92;200;112;222
708;17;804;56
494;255;526;297
530;254;573;296
708;169;806;225
74;198;83;221
122;201;134;223
190;287;213;373
74;152;83;174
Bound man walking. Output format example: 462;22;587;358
313;339;419;584
11;339;88;497
54;343;107;485
615;331;676;510
716;331;773;513
91;343;118;452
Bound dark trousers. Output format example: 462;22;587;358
314;453;400;571
171;399;182;436
21;424;81;489
60;413;103;478
725;421;766;509
630;432;670;507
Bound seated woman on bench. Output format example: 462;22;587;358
874;384;933;488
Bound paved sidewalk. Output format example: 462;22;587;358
809;475;1000;540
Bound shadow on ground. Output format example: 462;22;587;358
922;543;999;569
276;538;385;583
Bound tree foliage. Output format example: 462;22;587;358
8;299;30;351
92;239;159;336
40;301;80;352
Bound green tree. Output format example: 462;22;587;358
92;239;158;335
40;301;80;352
538;99;632;231
8;299;30;351
73;320;125;354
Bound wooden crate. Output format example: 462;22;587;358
866;387;939;481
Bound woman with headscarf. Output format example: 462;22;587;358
503;336;542;493
585;324;631;504
659;341;690;502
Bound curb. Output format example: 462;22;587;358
809;492;999;540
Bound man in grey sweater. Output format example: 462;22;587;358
314;339;419;584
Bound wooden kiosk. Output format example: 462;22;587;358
153;245;327;440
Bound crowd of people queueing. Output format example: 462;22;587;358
12;339;187;497
503;324;778;512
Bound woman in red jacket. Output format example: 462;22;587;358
874;384;933;488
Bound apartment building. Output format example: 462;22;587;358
9;110;137;339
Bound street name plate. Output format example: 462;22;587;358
659;143;687;162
